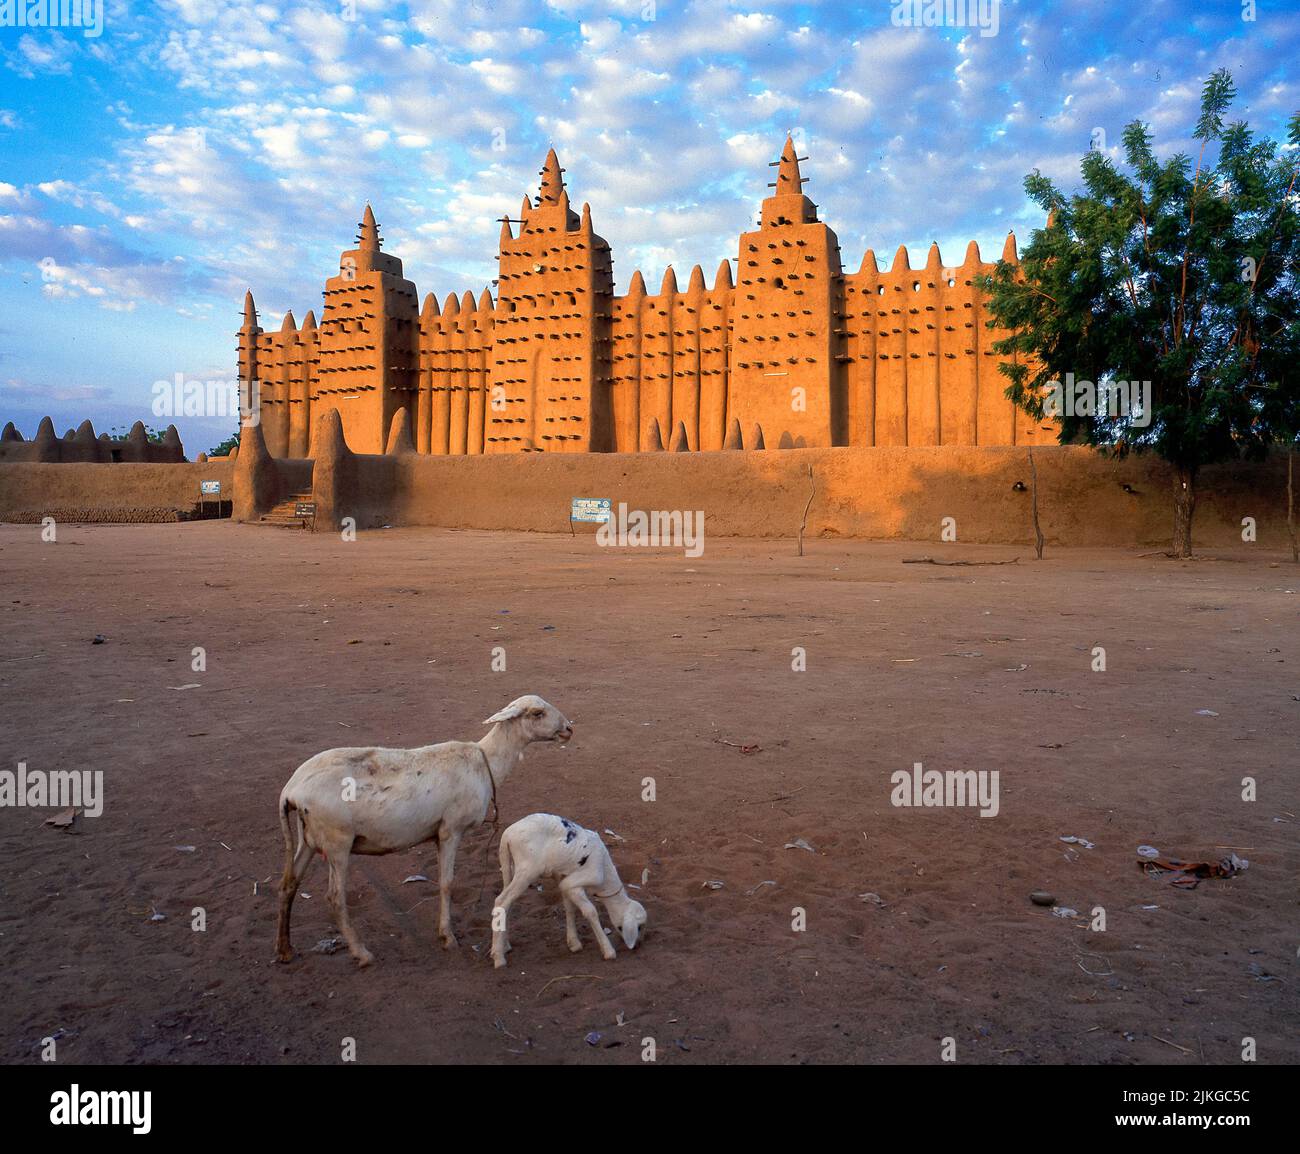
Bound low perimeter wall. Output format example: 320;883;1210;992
0;447;1291;548
0;460;234;523
365;445;1291;548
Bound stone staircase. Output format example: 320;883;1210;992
259;489;314;528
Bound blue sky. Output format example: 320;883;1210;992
1;0;1297;453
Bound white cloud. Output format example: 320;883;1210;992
9;33;77;76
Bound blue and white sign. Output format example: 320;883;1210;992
200;480;221;495
570;497;612;524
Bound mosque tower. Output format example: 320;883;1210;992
313;204;419;453
729;137;843;447
486;148;614;452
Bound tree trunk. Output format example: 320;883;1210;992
1172;465;1197;558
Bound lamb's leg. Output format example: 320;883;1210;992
562;892;582;953
437;827;464;948
325;839;373;968
490;869;536;968
568;885;616;960
275;812;314;963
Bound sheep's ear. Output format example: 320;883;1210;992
483;702;527;725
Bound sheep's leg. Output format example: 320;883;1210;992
568;886;616;960
496;840;514;955
489;870;536;968
325;843;374;968
562;892;582;953
275;818;315;963
437;827;463;948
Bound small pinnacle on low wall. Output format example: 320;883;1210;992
385;406;415;455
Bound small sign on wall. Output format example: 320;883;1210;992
197;479;224;520
295;502;316;518
570;497;612;523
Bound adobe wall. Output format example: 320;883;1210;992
1;445;1286;547
416;288;493;456
0;418;186;464
0;460;234;522
840;240;1048;449
609;264;734;454
362;446;1289;548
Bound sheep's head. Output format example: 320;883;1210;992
620;899;647;950
483;695;573;743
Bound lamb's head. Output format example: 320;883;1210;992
482;695;573;744
599;883;647;950
617;897;647;950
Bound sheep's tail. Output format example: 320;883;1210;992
279;796;303;876
498;833;514;892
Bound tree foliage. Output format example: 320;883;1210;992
207;430;240;457
982;70;1299;553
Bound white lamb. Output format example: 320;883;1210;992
491;813;647;969
275;695;573;967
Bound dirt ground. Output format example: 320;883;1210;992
0;521;1296;1065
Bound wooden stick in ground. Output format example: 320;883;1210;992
797;464;815;557
902;556;1020;566
1029;449;1045;560
1289;446;1297;563
1151;1034;1194;1055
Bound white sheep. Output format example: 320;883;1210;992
275;695;573;967
491;813;647;969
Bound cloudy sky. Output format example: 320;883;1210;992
1;0;1296;452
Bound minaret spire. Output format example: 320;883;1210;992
759;134;817;226
243;289;258;328
775;135;805;194
359;203;380;251
538;148;564;206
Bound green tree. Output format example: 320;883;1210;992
109;423;169;443
983;70;1300;557
208;430;240;457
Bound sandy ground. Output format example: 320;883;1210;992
0;521;1296;1065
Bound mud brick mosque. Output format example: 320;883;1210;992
3;139;1283;548
238;137;1048;457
